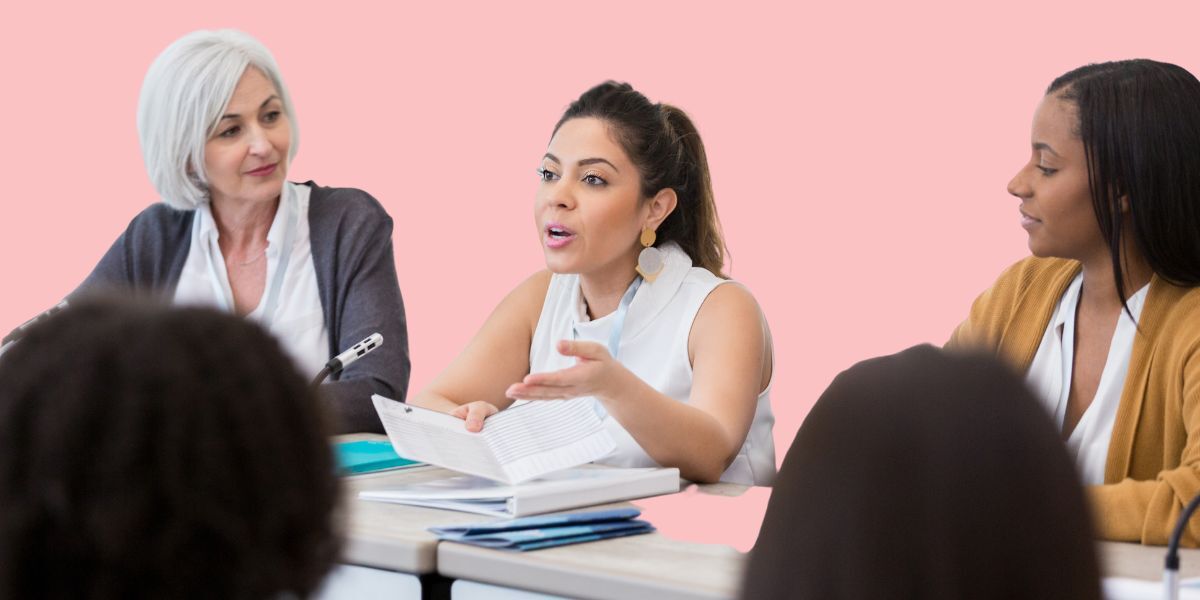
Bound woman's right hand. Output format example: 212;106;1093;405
449;401;500;433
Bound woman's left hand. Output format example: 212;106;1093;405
505;340;625;402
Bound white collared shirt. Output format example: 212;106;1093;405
173;182;330;377
1025;273;1149;485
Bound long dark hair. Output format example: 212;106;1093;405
553;81;728;277
0;300;340;599
1048;60;1200;307
741;345;1101;599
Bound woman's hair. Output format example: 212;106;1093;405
741;345;1101;600
1047;59;1200;305
553;81;728;277
138;29;299;210
0;300;339;599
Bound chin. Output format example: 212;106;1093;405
542;254;582;275
249;181;285;203
1026;239;1068;260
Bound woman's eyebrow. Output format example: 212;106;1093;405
1033;141;1061;158
219;95;280;121
577;158;619;172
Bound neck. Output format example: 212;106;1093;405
210;193;280;257
1077;240;1153;311
579;251;639;319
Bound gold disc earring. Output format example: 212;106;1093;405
635;227;664;283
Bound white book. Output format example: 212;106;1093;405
358;465;682;518
371;395;617;485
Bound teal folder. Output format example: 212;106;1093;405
335;440;421;475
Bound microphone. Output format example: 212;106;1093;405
2;300;69;348
1164;492;1200;600
311;333;383;388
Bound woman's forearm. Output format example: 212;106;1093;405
599;368;741;483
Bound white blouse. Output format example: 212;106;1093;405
528;242;777;486
1025;273;1149;485
173;182;331;378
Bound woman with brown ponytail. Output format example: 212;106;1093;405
409;81;775;485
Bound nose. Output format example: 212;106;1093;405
1007;165;1033;200
246;125;272;157
541;181;576;211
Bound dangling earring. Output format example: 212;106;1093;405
636;227;664;283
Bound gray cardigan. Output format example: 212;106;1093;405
72;181;409;433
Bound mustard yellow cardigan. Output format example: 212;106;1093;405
949;256;1200;546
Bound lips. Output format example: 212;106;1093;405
544;222;576;249
245;162;278;177
1019;208;1042;229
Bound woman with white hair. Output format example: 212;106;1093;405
68;30;409;433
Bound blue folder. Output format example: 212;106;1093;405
429;508;654;551
335;440;421;475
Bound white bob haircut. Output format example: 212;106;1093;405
137;30;299;210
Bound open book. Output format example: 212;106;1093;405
359;466;681;518
371;395;617;484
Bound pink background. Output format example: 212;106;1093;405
3;1;1198;550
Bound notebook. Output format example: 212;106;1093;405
335;440;422;475
370;394;616;484
428;508;654;551
359;465;681;517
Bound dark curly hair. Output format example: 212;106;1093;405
554;81;729;278
0;299;341;599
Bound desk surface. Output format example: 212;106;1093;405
436;500;743;600
1101;541;1200;580
337;435;1200;598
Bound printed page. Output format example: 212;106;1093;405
372;396;508;482
480;399;616;483
371;395;616;484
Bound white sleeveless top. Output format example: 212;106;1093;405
529;242;777;486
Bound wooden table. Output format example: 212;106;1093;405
333;435;1200;600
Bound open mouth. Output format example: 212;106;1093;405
544;223;576;248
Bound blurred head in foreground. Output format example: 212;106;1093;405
0;299;340;599
742;345;1100;600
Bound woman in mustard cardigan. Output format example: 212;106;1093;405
949;60;1200;546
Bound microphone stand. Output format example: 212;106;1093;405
1165;493;1200;600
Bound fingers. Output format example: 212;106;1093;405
450;402;497;433
506;383;580;400
465;402;496;433
522;365;588;387
556;340;609;361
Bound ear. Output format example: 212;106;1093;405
644;188;678;231
1118;195;1130;214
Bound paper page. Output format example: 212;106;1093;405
372;396;509;482
480;399;616;483
371;395;616;484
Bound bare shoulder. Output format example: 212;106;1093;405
695;282;765;329
491;270;555;333
690;281;772;392
690;282;768;355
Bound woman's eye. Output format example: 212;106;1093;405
536;168;559;182
218;126;241;138
263;111;281;123
1037;166;1058;176
583;174;607;186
